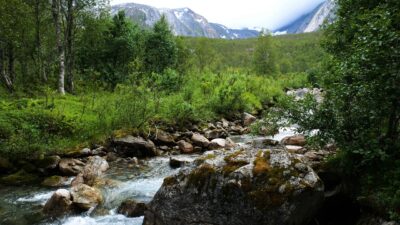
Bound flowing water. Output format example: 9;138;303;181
0;128;296;225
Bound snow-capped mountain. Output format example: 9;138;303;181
111;3;259;39
275;0;336;34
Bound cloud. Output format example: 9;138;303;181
110;0;325;30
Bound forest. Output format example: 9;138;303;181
0;0;399;224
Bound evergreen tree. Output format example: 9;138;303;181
143;15;177;74
253;30;277;75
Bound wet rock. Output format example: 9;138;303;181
59;158;85;176
225;138;236;148
281;135;307;146
169;157;192;168
230;125;245;135
242;112;256;126
43;189;73;217
71;184;103;211
118;199;147;217
80;156;109;186
35;155;61;170
113;136;157;158
71;173;84;186
41;176;68;187
191;133;210;148
144;147;324;225
177;140;194;154
0;169;39;185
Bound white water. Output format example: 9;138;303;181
1;129;297;225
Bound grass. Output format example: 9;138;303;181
0;71;308;159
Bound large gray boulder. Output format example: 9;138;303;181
113;135;157;157
143;147;324;225
43;189;73;217
71;184;103;210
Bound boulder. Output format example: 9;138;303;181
204;129;228;139
191;133;210;148
43;189;73;217
221;118;230;128
154;130;175;145
113;136;157;158
59;158;85;176
144;147;324;225
285;145;306;154
169;156;193;168
80;148;91;156
242;112;256;126
209;138;227;149
0;169;39;185
117;199;147;217
73;156;109;186
71;184;103;211
177;140;194;154
42;176;68;187
106;152;118;162
263;139;280;146
281;135;307;146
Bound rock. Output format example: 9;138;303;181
117;199;147;217
91;146;106;156
221;118;230;128
59;158;85;176
209;138;226;149
191;133;210;148
113;136;157;158
281;135;307;146
154;130;175;145
242;112;256;126
42;176;68;187
35;155;61;170
263;139;280;146
71;184;103;211
169;156;193;168
0;169;39;185
285;145;306;154
0;157;13;173
80;148;91;156
204;129;228;139
143;147;324;225
230;125;245;134
225;138;236;148
177;140;194;154
106;152;118;162
71;173;84;186
43;189;73;217
81;156;109;186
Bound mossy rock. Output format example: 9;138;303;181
41;175;67;187
0;169;40;185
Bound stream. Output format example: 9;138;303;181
0;127;296;225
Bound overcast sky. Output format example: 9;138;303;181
110;0;325;30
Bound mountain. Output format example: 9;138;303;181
275;0;336;34
111;3;259;39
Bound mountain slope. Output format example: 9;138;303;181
111;3;259;39
275;0;336;34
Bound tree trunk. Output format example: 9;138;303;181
51;0;65;95
8;45;15;83
0;47;14;92
35;0;47;82
65;0;74;93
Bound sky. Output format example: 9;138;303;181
109;0;325;30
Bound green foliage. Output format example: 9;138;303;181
253;32;278;75
142;15;177;74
